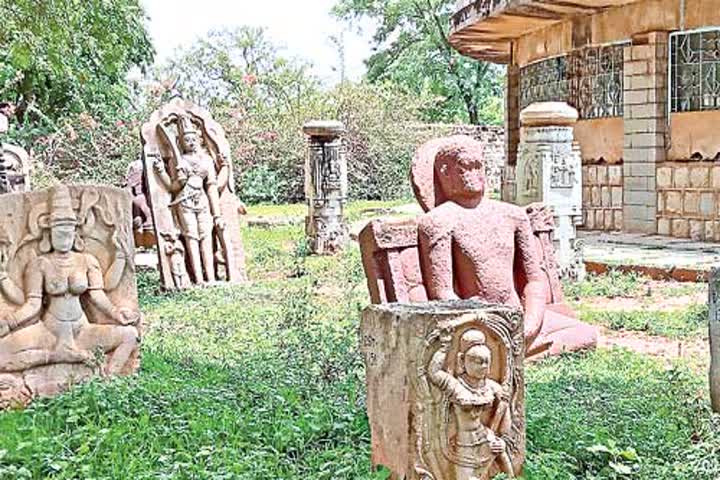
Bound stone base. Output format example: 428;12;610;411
361;300;525;480
0;363;96;409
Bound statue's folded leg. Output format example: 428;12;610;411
0;323;71;372
528;306;598;359
76;324;139;375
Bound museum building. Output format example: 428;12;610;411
450;0;720;241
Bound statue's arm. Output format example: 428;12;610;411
216;155;230;193
5;261;43;329
427;335;457;393
0;276;25;306
86;256;132;324
418;215;458;300
516;214;546;343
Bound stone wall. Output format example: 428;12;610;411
657;162;720;241
582;164;623;231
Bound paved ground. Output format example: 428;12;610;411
580;230;720;281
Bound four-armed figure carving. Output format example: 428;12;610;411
153;115;229;285
0;186;140;375
428;329;515;479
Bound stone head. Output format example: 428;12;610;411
411;136;487;211
41;186;84;253
435;142;485;202
457;329;491;380
177;115;201;154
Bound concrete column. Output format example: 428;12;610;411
516;102;585;281
502;64;520;202
710;268;720;412
303;120;348;255
622;32;668;234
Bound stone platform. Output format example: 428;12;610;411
581;230;720;282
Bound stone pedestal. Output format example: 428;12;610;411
516;102;585;281
710;268;720;413
361;301;525;480
303;120;348;255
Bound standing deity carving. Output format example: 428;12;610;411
141;98;248;290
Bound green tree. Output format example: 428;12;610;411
0;0;154;123
333;0;504;125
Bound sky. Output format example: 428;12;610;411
141;0;375;85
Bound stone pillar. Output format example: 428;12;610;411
303;120;348;255
710;268;720;413
0;112;8;194
502;64;521;203
515;102;585;281
622;32;668;234
361;300;525;479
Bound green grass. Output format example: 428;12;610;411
579;303;709;339
1;221;719;479
563;270;646;300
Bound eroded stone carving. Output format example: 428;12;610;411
141;98;248;289
710;267;720;413
126;158;155;248
304;120;348;255
0;185;141;408
359;135;597;358
516;102;584;282
361;301;525;479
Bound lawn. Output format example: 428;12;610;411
0;204;718;479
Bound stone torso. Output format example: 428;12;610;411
34;252;100;322
427;200;527;307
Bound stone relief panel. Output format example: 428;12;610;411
141;98;248;290
0;185;141;408
361;301;525;480
0;143;32;194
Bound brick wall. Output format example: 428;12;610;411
582;164;623;231
656;162;720;240
622;32;668;234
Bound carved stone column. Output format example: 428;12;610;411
515;102;584;281
710;268;720;413
303;120;348;255
361;300;525;480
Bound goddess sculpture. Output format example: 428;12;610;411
141;98;247;290
0;185;141;406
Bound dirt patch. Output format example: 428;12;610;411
598;326;709;370
579;280;706;312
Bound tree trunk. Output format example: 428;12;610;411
710;268;720;412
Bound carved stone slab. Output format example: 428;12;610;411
126;159;155;248
710;267;720;412
140;98;248;289
361;300;525;479
1;143;32;194
0;185;141;409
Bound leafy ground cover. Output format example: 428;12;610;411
0;205;718;479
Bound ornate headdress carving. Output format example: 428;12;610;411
177;114;199;136
49;185;78;227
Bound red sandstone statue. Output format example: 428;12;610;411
359;135;597;357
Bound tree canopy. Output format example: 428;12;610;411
333;0;504;125
0;0;154;123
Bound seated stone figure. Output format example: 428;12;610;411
0;185;141;407
359;135;596;357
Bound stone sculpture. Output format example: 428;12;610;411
710;268;720;412
0;109;31;195
303;120;348;255
141;98;248;289
359;135;597;357
0;185;141;408
515;102;584;281
126;158;155;248
361;301;525;479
